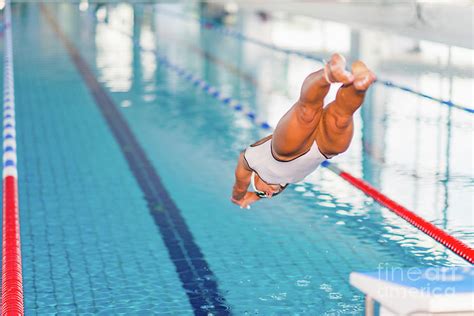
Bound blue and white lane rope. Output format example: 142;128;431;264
2;1;25;314
3;5;17;179
163;56;272;129
143;49;273;130
156;9;473;115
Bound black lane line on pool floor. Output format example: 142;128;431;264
41;5;229;315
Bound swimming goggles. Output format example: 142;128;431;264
251;172;287;198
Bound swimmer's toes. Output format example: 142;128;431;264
329;53;346;66
340;69;355;84
328;55;354;84
351;61;375;90
351;60;369;74
354;72;376;91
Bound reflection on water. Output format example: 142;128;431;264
95;4;133;92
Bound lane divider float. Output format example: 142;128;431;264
156;9;474;114
112;25;474;263
322;161;474;264
1;1;25;315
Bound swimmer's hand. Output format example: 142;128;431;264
231;192;260;209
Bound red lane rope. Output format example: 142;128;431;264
2;176;23;315
1;2;24;315
338;170;474;264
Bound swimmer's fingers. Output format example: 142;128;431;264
231;192;259;209
231;197;241;206
231;196;247;208
241;192;261;209
239;200;251;209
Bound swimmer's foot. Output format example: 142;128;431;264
351;61;376;91
298;53;354;105
325;53;354;85
331;60;376;116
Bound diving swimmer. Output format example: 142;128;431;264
231;53;376;208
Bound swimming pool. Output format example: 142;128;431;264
4;2;473;314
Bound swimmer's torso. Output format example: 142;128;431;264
243;135;327;185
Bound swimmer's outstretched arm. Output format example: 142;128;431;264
231;152;260;208
232;153;251;200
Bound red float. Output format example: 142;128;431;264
338;170;474;264
2;176;23;315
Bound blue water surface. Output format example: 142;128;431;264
3;2;473;315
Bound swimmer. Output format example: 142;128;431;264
231;53;376;208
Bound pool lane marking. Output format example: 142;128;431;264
114;23;474;263
157;9;474;115
1;2;25;315
40;5;230;314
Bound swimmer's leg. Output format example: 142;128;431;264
272;53;354;159
316;61;376;156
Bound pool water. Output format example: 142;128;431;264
4;3;473;315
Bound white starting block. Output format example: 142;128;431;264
350;266;474;315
